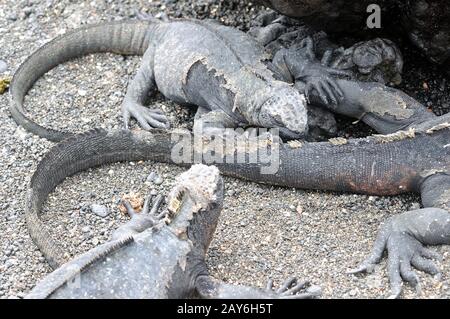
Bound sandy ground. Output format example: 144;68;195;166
0;0;449;299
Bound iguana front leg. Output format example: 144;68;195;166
122;49;169;130
111;194;166;240
350;173;450;298
195;274;321;299
273;37;350;106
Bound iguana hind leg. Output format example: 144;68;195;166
349;173;450;298
195;274;321;299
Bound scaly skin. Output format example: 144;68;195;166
249;16;434;137
26;165;320;299
27;111;450;297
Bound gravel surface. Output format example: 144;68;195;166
1;0;449;299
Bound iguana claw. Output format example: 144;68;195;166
349;213;443;299
266;277;321;299
112;194;166;240
122;101;169;130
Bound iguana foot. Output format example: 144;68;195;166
122;194;166;219
111;194;166;240
266;277;322;299
196;275;321;299
349;213;442;299
122;100;169;130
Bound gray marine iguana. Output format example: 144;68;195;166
10;19;311;142
27;107;450;298
11;17;414;142
27;164;320;299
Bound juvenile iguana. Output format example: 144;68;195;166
27;164;320;299
27;110;450;298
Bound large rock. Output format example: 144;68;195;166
254;0;450;67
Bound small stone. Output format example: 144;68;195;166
146;171;156;182
14;127;28;141
0;60;7;73
90;204;110;218
78;89;87;96
81;226;91;233
226;189;235;197
23;7;35;17
349;289;358;297
7;13;17;21
153;176;164;185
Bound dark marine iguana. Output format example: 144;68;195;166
27;165;320;299
28;107;450;298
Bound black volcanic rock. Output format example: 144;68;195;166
255;0;450;67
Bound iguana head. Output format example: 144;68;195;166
166;165;224;252
253;84;308;139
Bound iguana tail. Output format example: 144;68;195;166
10;20;153;142
26;128;176;268
28;125;449;268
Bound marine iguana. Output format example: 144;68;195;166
11;17;430;141
27;164;320;299
249;11;404;85
27;107;450;298
10;19;312;142
246;13;435;135
14;16;410;142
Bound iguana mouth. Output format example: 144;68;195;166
166;188;186;223
166;165;222;234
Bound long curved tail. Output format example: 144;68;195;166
27;125;441;268
10;21;152;142
27;128;176;268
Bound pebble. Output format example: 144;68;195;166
349;289;359;297
81;226;91;233
146;171;156;182
0;60;7;73
146;171;163;185
150;189;158;196
153;175;164;185
90;204;110;218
